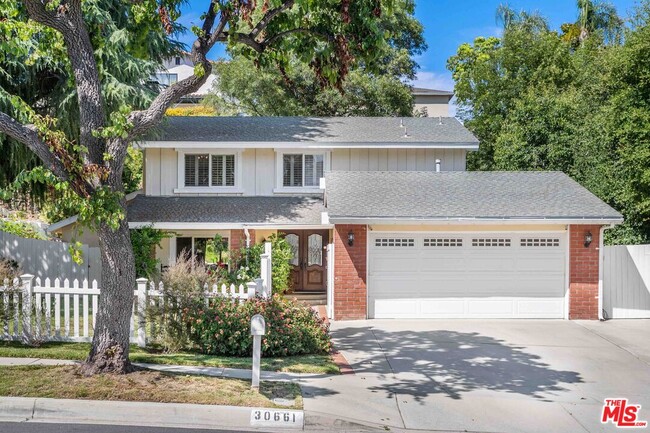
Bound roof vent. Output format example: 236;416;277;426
435;159;441;172
399;119;404;128
438;116;443;125
403;127;410;138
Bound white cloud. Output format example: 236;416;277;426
408;71;458;117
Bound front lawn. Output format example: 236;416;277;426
0;365;302;408
0;341;339;374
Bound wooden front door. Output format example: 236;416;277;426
284;230;328;292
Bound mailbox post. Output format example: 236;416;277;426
250;314;266;390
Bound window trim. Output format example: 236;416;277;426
274;150;329;194
175;149;243;194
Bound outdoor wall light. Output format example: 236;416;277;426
348;231;355;246
584;231;593;248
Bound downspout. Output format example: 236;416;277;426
598;223;617;321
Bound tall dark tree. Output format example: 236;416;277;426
0;0;395;374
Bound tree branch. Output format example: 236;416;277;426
126;7;231;139
0;112;70;182
250;0;295;38
25;0;106;167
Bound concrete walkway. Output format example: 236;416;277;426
299;319;650;433
0;357;332;381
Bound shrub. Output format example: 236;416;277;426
130;226;172;279
0;257;20;284
186;295;331;357
146;253;216;352
233;233;294;294
0;220;45;240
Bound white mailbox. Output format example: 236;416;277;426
251;314;266;336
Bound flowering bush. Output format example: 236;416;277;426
185;295;331;357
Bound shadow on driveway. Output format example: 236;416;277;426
332;327;583;402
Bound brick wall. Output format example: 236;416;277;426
333;225;367;320
569;224;601;320
230;229;255;252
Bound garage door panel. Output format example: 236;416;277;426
517;256;565;272
374;299;419;318
467;299;516;316
419;257;466;272
516;299;564;317
370;277;421;298
367;232;566;319
464;256;517;271
420;299;465;315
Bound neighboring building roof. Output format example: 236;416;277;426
127;196;325;227
325;171;623;222
147;116;478;147
411;87;454;97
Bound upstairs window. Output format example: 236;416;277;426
283;153;324;187
212;155;235;187
184;154;235;188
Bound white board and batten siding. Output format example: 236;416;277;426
603;244;650;319
330;148;466;172
145;148;467;196
368;232;566;319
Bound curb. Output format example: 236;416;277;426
0;397;304;431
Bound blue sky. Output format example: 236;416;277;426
178;0;639;91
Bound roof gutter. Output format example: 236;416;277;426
138;141;479;150
327;216;624;226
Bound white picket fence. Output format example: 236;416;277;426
0;242;273;347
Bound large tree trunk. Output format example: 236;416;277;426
80;215;136;375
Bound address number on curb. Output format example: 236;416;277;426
250;409;304;428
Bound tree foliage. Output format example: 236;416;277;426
449;1;650;244
206;0;425;116
0;0;405;374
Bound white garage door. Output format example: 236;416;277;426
368;232;567;319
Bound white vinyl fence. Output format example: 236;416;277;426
603;244;650;319
0;231;101;284
0;242;273;347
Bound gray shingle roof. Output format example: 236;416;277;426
325;171;622;221
411;87;454;96
150;116;477;145
127;196;324;225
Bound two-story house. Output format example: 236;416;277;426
49;115;622;322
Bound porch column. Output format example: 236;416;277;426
333;225;367;320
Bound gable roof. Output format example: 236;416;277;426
325;171;622;223
146;116;478;147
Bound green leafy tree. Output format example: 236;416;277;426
0;1;180;209
449;1;650;243
1;0;396;374
206;0;426;116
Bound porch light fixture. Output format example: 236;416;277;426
584;231;593;248
347;231;355;246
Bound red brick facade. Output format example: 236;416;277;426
333;225;367;320
230;229;255;252
569;224;601;320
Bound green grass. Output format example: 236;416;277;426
0;341;339;374
0;365;302;408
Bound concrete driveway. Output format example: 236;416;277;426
301;320;650;433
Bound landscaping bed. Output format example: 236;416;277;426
0;365;302;408
0;341;339;374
